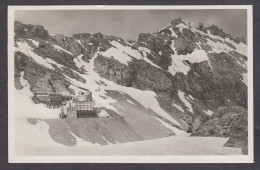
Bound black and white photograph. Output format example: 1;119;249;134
8;5;253;163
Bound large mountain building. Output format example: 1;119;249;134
62;92;95;118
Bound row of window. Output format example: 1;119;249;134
74;102;92;105
77;106;93;108
75;105;92;107
67;107;93;110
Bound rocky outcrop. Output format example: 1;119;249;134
174;37;196;55
129;60;173;92
208;52;247;108
206;25;247;44
94;55;134;86
94;55;173;91
34;40;78;70
137;33;173;70
200;44;213;52
15;21;49;40
191;106;248;154
171;18;186;27
206;25;228;39
15;50;72;94
182;28;199;42
49;35;87;57
73;32;112;61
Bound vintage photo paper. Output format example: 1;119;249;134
8;5;253;163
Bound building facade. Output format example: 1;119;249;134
71;92;94;111
61;91;95;118
35;92;50;103
63;106;77;118
48;93;62;108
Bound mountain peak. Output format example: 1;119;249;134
14;21;49;40
171;18;186;27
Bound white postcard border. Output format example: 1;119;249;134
8;5;254;163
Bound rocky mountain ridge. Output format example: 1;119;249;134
14;18;248;150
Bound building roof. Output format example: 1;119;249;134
35;92;49;95
72;99;92;103
50;93;62;96
74;92;92;102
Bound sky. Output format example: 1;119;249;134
15;9;247;40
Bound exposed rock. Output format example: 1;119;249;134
94;55;173;92
34;41;78;70
94;55;134;86
192;116;206;131
206;25;246;44
225;41;236;49
182;28;198;42
15;21;49;40
49;35;86;57
129;60;173;91
137;33;173;69
206;25;227;38
208;52;247;108
73;32;112;60
171;18;185;27
159;28;172;37
174;37;195;55
191;106;248;154
200;44;213;52
197;23;207;33
15;50;71;94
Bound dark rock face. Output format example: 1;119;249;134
34;41;77;69
171;18;186;27
72;32;113;61
200;44;213;52
208;52;247;108
49;35;86;57
229;51;247;67
182;28;198;42
137;33;173;70
159;28;172;37
15;50;72;94
192;116;205;132
197;23;207;33
225;41;236;49
206;25;227;39
174;37;195;55
94;55;134;86
206;25;247;44
129;60;173;92
191;106;248;154
94;55;173;92
15;21;49;40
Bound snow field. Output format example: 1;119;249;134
203;109;214;116
153;117;189;136
15;72;60;119
15;41;70;70
15;135;242;155
15;41;54;70
172;103;184;112
178;90;194;113
53;45;73;56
